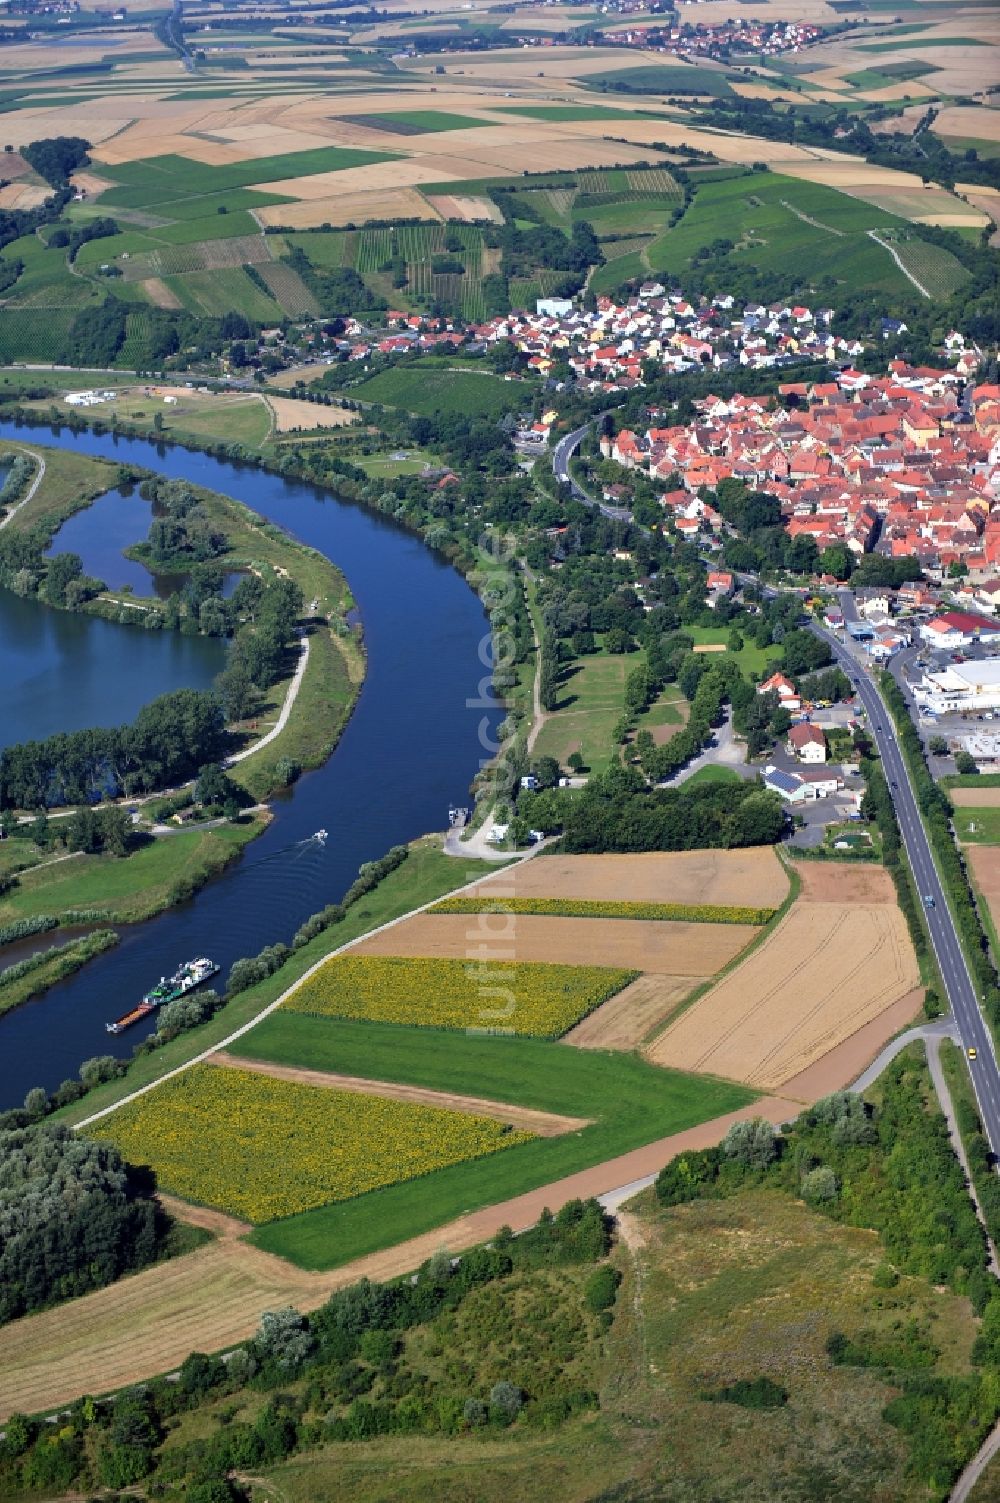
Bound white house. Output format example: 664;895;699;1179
787;722;827;763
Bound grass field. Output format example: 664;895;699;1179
533;646;640;773
954;806;1000;843
646;171;920;296
0;820;262;927
234;1010;753;1267
685;624;784;675
97;147;392;206
585;64;736;97
353;364;530;418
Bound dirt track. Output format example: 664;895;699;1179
0;1095;796;1421
209;1051;591;1136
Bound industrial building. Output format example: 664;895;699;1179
917;659;1000;715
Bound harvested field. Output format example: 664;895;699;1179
0;183;49;210
265;395;356;431
564;973;696;1051
469;848;790;909
950;787;1000;808
425;192;503;222
353;911;757;974
140;277;184;309
257;186;443;228
209;1051;591;1136
646;894;918;1089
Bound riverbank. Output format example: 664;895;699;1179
0;818;266;937
0;418;504;1104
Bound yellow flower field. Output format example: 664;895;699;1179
284;954;638;1038
89;1065;533;1223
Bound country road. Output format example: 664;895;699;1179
0;446;45;530
817;595;1000;1159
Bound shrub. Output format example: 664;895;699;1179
705;1376;788;1409
584;1264;622;1314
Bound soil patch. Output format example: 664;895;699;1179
209;1051;590;1136
793;861;898;904
950;787;1000;808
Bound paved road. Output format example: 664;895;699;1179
551;420;632;523
816;595;1000;1157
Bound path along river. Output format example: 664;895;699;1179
0;420;503;1106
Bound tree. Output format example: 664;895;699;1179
255;1306;315;1372
801;1165;838;1203
955;750;978;775
97;803;131;856
567;751;585;773
489;1380;524;1425
722;1117;778;1171
23;1086;47;1120
530;756;561;790
928;735;948;756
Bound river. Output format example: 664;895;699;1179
0;420;502;1106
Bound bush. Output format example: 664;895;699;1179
705;1376;788;1409
584;1264;622;1314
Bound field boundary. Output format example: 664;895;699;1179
74;845;540;1131
208;1049;592;1135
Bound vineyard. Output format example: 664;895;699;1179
0;308;75;362
285;953;638;1037
120;233;274;282
116;311;154;368
258;260;320;316
891;235;971;298
89;1064;532;1223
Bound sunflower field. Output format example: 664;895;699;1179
284;955;638;1038
88;1064;534;1223
429;897;774;925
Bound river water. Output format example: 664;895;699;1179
0;420;502;1105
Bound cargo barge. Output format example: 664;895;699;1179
105;957;220;1035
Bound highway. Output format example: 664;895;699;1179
819;595;1000;1157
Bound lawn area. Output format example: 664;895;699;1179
532;649;634;773
0;820;263;926
351;448;438;478
54;840;514;1127
353;364;531;419
52;391;274;451
685;625;784;675
646;171;917;296
682;765;743;787
235;1010;754;1268
953;806;1000;844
